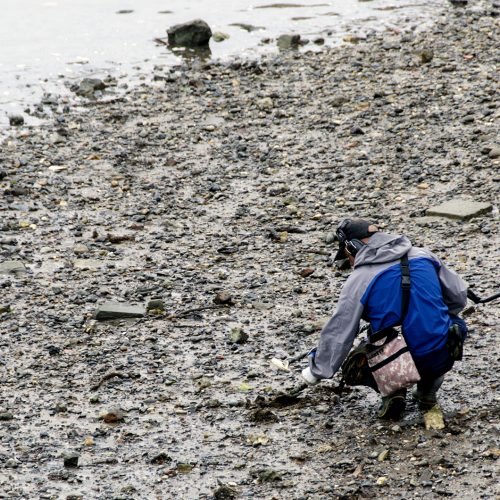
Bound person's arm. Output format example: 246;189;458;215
308;274;365;379
420;249;468;315
438;262;468;315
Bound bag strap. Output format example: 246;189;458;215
400;253;411;324
369;253;411;342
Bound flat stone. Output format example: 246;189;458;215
426;199;492;220
95;302;145;320
0;261;27;275
73;259;104;270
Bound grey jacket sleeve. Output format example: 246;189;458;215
437;260;468;315
309;273;366;379
420;248;468;315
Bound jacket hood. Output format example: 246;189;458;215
354;232;412;267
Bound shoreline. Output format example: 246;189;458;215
0;1;499;498
0;0;442;130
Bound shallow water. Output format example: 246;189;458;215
0;0;439;126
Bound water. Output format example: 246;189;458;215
0;0;440;127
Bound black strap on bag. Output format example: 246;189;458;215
370;253;411;343
400;253;411;324
340;253;411;392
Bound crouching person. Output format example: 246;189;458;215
302;219;468;419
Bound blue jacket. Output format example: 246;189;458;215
309;232;468;380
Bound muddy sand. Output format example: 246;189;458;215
0;1;499;499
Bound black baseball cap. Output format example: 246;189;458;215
333;218;378;261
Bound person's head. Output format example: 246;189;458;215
333;218;379;267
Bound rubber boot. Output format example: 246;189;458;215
378;388;407;420
412;375;444;410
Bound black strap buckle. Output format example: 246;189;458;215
401;275;411;288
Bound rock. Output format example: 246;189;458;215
424;405;445;430
488;146;500;159
213;484;238;500
73;259;104;271
331;96;348;107
426;199;492;220
74;78;106;98
5;458;18;468
420;49;434;64
257;97;273;110
376;476;388;486
147;298;166;311
47;345;61;356
299;268;315;278
214;291;234;305
228;327;248;344
229;23;264;32
313;37;325;45
461;114;475;124
0;304;11;314
277;34;301;49
9;115;24;127
54;401;67;413
94;302;146;320
167;19;212;47
83;437;95;446
270;357;290;372
377;449;390;461
0;261;26;275
73;244;89;256
150;452;172;465
99;408;124;423
63;452;79;468
258;469;282;482
249;408;279;423
213;32;230;43
0;412;14;421
351;126;365;135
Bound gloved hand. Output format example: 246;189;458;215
301;348;319;385
301;366;319;385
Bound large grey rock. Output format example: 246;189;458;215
0;261;26;275
95;302;145;321
426;199;492;220
167;19;212;47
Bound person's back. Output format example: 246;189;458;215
359;247;455;379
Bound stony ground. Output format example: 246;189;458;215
0;1;499;499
